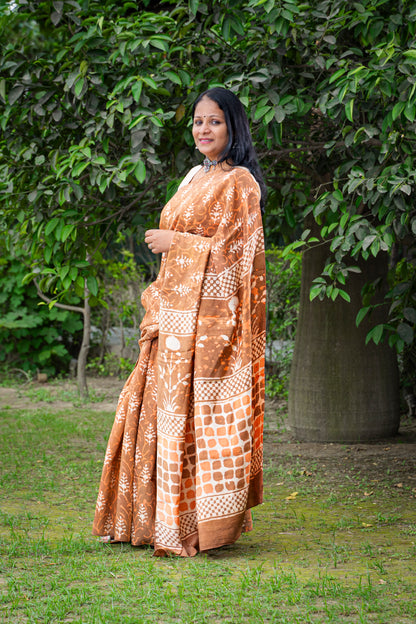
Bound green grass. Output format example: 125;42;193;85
15;382;109;406
1;405;416;623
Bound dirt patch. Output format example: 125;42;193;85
264;397;416;491
1;378;415;488
0;377;123;413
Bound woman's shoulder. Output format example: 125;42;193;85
223;165;261;195
178;165;202;188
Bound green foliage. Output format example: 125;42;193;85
265;343;294;400
98;247;147;330
88;246;148;373
87;353;135;378
0;0;182;309
0;245;83;375
1;0;416;362
266;247;301;342
354;256;416;355
385;258;416;352
265;248;301;398
378;258;416;398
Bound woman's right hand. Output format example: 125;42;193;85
144;229;175;254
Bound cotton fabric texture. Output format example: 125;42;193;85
92;165;266;556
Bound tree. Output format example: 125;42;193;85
289;245;400;441
1;0;415;435
0;0;184;393
272;0;416;439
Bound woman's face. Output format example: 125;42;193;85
192;96;229;162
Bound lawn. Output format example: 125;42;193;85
0;380;415;623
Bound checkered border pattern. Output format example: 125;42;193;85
202;262;243;298
250;446;263;476
252;332;266;362
179;511;198;538
255;229;264;254
159;308;198;335
201;230;261;298
155;522;182;550
242;232;261;273
157;408;187;438
198;488;248;521
194;364;252;402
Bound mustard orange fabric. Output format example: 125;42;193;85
92;165;266;556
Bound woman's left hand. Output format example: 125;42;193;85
144;229;175;254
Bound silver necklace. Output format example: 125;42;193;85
203;157;218;173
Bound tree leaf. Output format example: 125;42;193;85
134;161;146;183
345;99;354;122
165;70;181;85
403;49;416;61
403;307;416;324
189;0;199;15
74;77;84;97
397;322;414;344
8;85;24;105
45;218;60;237
61;224;74;242
392;101;405;121
87;275;98;297
356;306;370;326
51;11;62;26
366;324;384;345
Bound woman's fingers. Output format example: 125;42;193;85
144;229;174;254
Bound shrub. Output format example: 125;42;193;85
265;247;301;399
0;246;83;376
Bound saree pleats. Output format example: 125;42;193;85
93;336;158;545
93;166;266;556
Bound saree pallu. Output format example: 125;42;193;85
92;165;266;556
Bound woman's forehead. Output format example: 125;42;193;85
194;97;224;118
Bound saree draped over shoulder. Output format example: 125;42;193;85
92;166;266;556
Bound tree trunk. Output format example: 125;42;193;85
288;244;400;442
77;291;91;399
34;278;91;397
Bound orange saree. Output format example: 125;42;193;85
92;165;266;556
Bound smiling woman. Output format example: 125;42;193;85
192;97;229;165
93;87;267;557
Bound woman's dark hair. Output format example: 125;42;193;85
192;87;267;213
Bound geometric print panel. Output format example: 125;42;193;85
194;363;252;402
157;408;187;438
159;308;198;335
201;232;261;299
250;446;263;476
241;233;259;273
155;522;182;551
197;488;248;521
252;332;266;362
202;262;243;298
179;511;198;538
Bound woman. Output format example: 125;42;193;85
93;87;266;557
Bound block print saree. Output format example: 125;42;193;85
92;165;266;556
